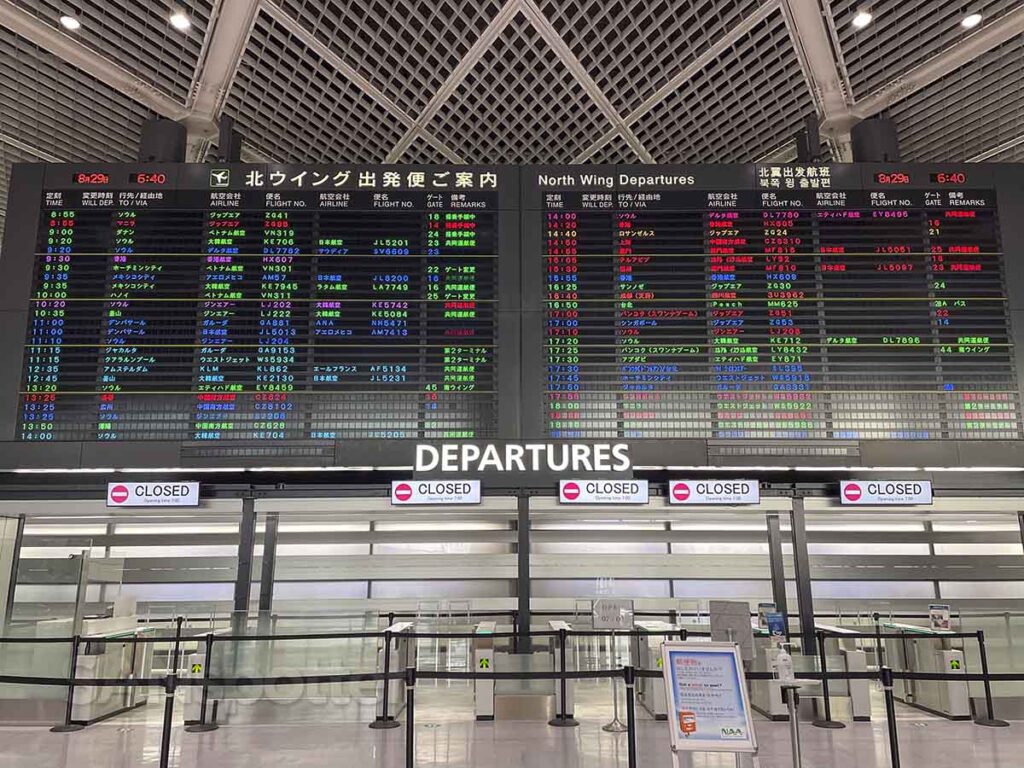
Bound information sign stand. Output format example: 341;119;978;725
661;641;761;768
594;598;634;734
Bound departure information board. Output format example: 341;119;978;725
1;164;516;445
523;164;1024;442
3;162;1024;470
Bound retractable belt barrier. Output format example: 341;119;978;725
4;624;1023;768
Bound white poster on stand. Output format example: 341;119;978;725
661;642;757;755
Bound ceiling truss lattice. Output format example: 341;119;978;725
2;0;1024;238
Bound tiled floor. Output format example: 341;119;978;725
0;682;1020;767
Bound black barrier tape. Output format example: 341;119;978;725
0;627;967;646
5;667;1024;689
818;631;979;640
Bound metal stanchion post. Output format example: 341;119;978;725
371;630;400;729
159;674;176;768
51;635;85;732
624;666;638;768
782;685;803;768
603;631;627;733
974;630;1010;727
186;633;219;733
512;610;519;654
812;630;844;729
405;666;416;768
171;616;184;673
881;666;901;768
549;627;579;727
874;612;884;669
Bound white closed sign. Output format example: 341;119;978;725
559;479;648;504
106;482;199;507
840;480;932;505
669;479;759;505
391;480;481;505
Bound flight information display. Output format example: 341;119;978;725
3;164;513;444
525;164;1024;441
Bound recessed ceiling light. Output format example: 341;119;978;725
852;9;873;28
962;12;983;28
169;9;191;31
59;13;81;31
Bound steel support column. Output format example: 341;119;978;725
2;514;24;632
232;497;257;635
258;512;279;615
766;513;790;627
516;494;531;653
789;498;816;654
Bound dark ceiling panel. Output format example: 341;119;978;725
632;8;814;163
12;0;214;103
224;10;405;163
427;11;613;164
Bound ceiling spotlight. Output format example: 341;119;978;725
852;8;873;28
169;8;192;31
59;13;81;31
961;12;983;28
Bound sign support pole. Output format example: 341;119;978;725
602;629;628;733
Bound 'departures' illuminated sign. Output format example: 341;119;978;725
415;444;631;473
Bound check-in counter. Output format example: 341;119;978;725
817;624;871;722
547;621;575;719
884;622;970;720
750;625;868;722
474;621;496;720
375;622;415;724
631;620;682;720
71;624;155;725
750;630;789;720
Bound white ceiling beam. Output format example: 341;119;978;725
182;0;262;159
755;139;798;163
260;0;464;164
780;0;856;161
574;0;780;163
851;5;1024;119
969;134;1024;162
0;0;189;120
385;0;520;163
518;0;654;163
624;1;780;125
570;128;620;164
0;132;61;162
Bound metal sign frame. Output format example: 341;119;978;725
661;641;758;755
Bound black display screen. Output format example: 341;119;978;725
8;164;510;444
3;162;1024;470
525;164;1022;441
